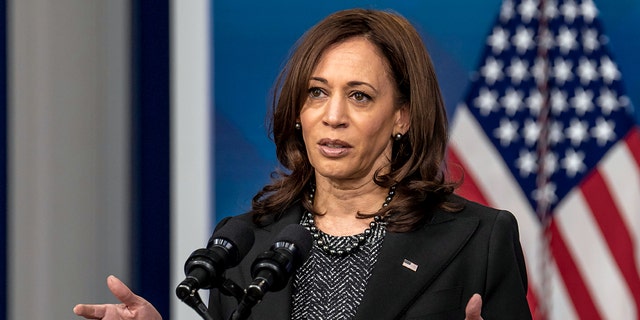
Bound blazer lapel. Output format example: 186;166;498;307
355;213;479;320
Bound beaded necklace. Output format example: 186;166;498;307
301;184;396;256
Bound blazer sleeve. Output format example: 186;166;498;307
482;210;532;319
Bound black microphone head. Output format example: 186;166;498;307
180;219;255;293
273;224;312;266
208;218;256;265
248;224;312;295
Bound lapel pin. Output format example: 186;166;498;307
402;259;419;272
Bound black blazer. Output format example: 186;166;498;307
208;195;532;319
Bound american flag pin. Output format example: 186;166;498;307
402;259;419;272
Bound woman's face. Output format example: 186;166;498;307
299;37;408;186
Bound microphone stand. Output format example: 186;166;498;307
228;285;262;320
176;285;215;320
228;275;273;320
177;277;246;320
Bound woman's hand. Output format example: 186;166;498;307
465;294;483;320
73;275;162;320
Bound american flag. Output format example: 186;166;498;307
447;0;640;318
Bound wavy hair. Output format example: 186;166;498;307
251;8;461;232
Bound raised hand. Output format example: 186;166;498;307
73;275;162;320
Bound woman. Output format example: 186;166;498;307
74;8;531;320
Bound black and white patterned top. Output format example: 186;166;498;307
291;215;386;320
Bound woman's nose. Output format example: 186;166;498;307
322;96;348;128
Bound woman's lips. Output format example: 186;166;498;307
317;139;352;157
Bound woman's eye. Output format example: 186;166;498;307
351;91;371;102
309;87;325;98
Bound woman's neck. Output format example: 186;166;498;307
311;178;389;236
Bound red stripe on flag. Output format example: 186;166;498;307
626;126;640;167
581;169;640;310
549;220;603;319
447;147;490;206
527;284;544;320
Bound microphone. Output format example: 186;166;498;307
231;224;312;320
176;219;255;320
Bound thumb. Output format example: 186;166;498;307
106;275;141;307
465;293;483;320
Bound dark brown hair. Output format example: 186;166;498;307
251;8;460;232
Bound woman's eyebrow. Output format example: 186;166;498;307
310;77;378;93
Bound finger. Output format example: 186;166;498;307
465;293;483;320
106;275;141;307
73;304;106;319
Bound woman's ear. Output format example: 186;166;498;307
395;105;410;135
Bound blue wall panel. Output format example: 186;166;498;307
132;0;171;318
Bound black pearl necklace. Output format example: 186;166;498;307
301;185;396;257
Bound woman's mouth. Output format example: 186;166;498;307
318;139;352;157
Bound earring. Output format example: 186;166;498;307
393;133;403;141
295;122;302;130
